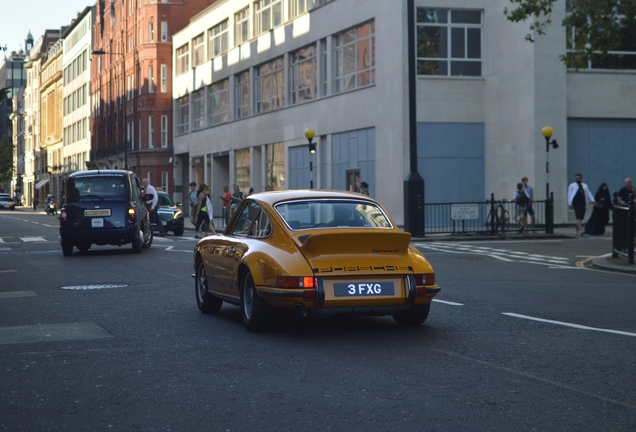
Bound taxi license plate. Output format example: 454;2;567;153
85;209;111;217
91;218;104;228
334;282;395;297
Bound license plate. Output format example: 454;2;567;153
334;282;395;297
85;209;111;217
91;218;104;228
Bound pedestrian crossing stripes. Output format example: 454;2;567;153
413;242;577;269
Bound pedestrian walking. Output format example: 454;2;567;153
567;173;595;236
194;184;216;238
219;185;231;225
584;183;612;236
521;176;535;231
141;178;166;237
513;182;529;233
358;181;369;196
188;181;198;226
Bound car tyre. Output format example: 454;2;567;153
393;303;430;325
142;222;153;249
62;242;73;257
195;260;223;314
132;229;143;253
241;271;270;332
173;228;184;236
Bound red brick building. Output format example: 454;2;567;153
91;0;216;193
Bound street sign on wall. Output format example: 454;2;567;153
451;204;479;220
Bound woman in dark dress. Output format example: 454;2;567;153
584;183;612;235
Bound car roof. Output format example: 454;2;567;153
69;170;132;179
248;189;379;206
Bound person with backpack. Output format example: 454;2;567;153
513;182;529;233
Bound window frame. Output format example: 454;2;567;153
333;20;376;93
208;79;230;126
254;0;283;36
416;8;483;77
235;7;250;46
208;19;229;60
175;44;190;75
192;33;205;67
290;44;317;104
255;57;284;114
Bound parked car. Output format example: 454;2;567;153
193;190;441;332
59;170;153;256
151;192;185;236
0;193;16;210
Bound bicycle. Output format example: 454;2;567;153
486;200;509;233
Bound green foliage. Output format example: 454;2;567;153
504;0;636;69
0;134;15;184
0;88;8;104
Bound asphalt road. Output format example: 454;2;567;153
1;209;635;431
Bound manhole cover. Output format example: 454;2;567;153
61;284;128;290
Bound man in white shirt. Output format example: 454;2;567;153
567;173;595;236
142;178;166;237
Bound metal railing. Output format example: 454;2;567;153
612;194;635;264
420;193;554;236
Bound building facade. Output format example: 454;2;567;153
20;31;62;208
90;0;217;194
39;38;64;204
170;0;636;227
62;7;95;196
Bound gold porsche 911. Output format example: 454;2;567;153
193;190;440;332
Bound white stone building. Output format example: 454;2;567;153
171;0;636;227
62;7;94;181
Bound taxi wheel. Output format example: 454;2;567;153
62;242;73;257
241;271;270;332
195;260;223;314
393;303;430;325
132;230;143;253
142;223;153;249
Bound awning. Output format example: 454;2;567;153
35;179;49;190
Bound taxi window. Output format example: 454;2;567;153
68;177;128;201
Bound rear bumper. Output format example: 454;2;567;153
60;225;139;246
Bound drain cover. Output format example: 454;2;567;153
61;284;128;290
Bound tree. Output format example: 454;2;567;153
0;88;8;103
504;0;636;69
0;134;15;184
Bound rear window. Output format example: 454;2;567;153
67;177;128;202
274;199;393;230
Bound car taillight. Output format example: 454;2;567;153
127;207;136;222
276;276;316;288
414;273;435;285
60;210;67;224
414;273;434;296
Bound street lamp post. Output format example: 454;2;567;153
305;128;316;189
92;49;128;170
404;0;425;236
542;125;559;234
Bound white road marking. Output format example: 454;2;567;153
20;236;47;242
415;242;575;268
432;299;464;306
503;313;636;337
0;269;18;273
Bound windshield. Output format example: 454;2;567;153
158;193;175;206
274;199;393;230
